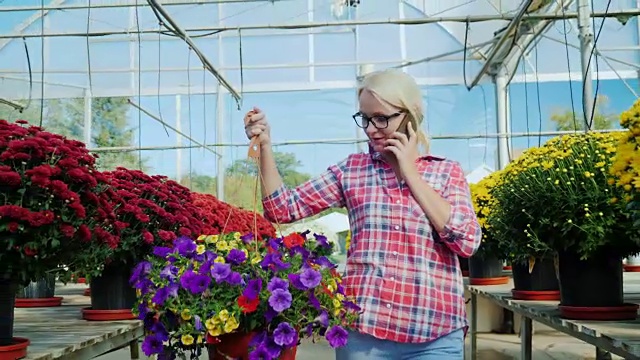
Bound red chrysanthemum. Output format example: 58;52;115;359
191;192;275;239
0;119;116;285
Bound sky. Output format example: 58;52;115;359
1;0;639;180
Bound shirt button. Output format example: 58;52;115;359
396;199;401;204
386;304;392;309
390;277;395;281
468;234;474;239
392;251;397;256
394;225;400;230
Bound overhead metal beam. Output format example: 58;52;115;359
500;0;576;85
3;69;636;101
0;98;26;111
145;0;241;103
468;0;535;89
127;99;222;157
0;0;288;12
0;0;67;53
2;9;640;40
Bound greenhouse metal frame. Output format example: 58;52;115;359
1;0;640;199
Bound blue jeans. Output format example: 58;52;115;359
335;328;464;360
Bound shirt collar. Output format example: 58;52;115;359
367;143;445;162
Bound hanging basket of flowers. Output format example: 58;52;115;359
131;231;360;360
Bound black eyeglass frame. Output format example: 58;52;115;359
352;111;405;130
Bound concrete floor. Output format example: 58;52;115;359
96;331;623;360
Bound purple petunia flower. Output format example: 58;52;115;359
268;288;292;312
130;261;151;285
260;253;291;272
325;326;349;348
299;268;321;289
315;256;337;269
248;345;272;360
152;246;173;258
273;322;297;347
267;277;288;292
141;334;164;356
180;271;211;294
313;233;331;248
226;248;247;265
264;307;278;322
243;278;263;300
160;264;179;281
211;262;231;283
264;338;283;358
240;232;254;243
151;282;178;306
314;310;329;328
287;273;307;291
194;315;203;331
174;236;197;257
307;290;321;310
226;272;243;286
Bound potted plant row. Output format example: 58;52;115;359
486;119;640;319
467;175;510;285
0;119;115;358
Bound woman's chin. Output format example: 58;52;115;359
370;143;385;153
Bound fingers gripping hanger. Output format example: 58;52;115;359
244;110;260;160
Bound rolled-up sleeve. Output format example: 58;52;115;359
437;161;482;258
262;159;347;224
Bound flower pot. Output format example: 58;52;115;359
207;332;297;360
83;263;136;321
557;250;639;320
457;256;469;277
624;255;640;272
15;273;63;308
468;255;509;285
0;278;29;359
511;257;560;301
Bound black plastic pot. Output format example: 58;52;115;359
469;255;504;278
16;273;56;299
558;250;623;307
0;278;18;346
90;263;136;310
512;257;559;292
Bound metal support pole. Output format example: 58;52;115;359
146;0;241;102
520;317;533;360
307;0;315;82
494;72;511;169
176;95;182;183
398;1;407;73
83;90;92;146
216;86;225;201
470;293;477;360
577;0;595;130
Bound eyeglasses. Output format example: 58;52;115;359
352;111;404;129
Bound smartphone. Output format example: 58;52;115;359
396;116;417;137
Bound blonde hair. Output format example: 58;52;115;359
357;69;429;153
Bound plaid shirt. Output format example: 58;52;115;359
262;148;481;343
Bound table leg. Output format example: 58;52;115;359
470;293;477;360
595;348;612;360
129;340;140;359
520;317;532;360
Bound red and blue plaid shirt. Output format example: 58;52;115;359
262;148;481;343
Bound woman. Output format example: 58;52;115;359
244;69;481;360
